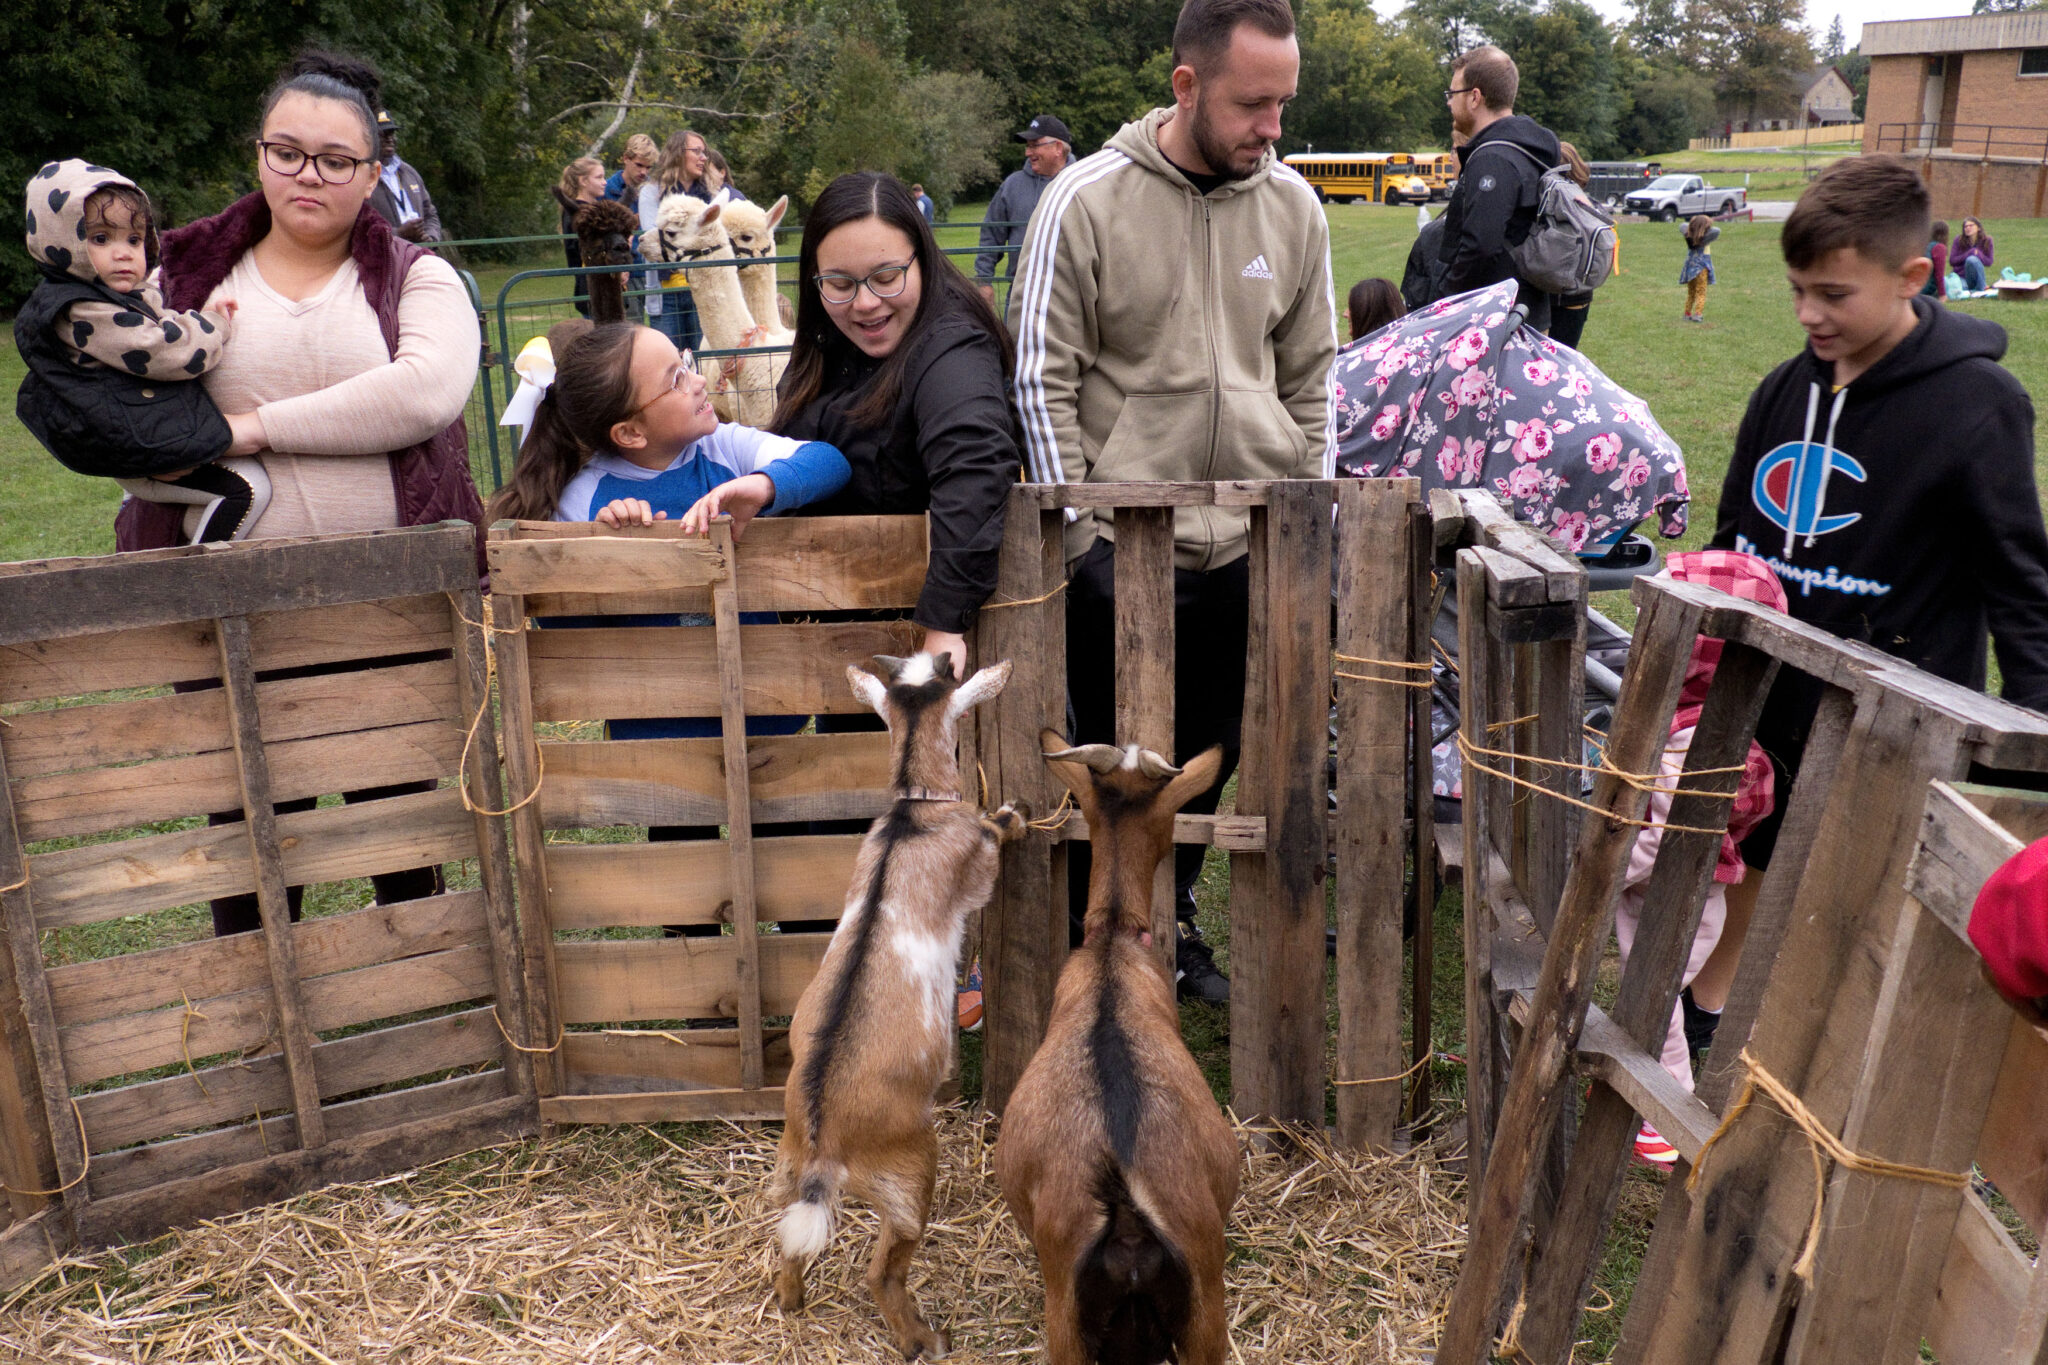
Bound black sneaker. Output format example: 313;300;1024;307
1176;923;1231;1005
1681;987;1720;1059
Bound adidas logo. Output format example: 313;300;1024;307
1241;254;1274;279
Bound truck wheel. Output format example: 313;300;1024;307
1720;200;1735;216
1658;206;1676;222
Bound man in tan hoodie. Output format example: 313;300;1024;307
1009;0;1337;1002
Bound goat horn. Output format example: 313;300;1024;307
869;654;907;682
1134;749;1183;779
1042;743;1126;774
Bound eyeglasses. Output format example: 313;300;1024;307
815;260;916;306
1445;86;1475;100
258;141;374;185
624;352;694;421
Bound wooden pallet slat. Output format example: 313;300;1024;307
536;730;893;830
543;835;860;930
1112;505;1178;972
552;934;829;1024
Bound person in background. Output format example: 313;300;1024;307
1344;278;1405;347
1680;213;1718;323
1434;44;1560;328
367;108;442;243
557;155;607;317
115;49;483;935
976;114;1072;309
703;147;731;198
604;133;657;204
1924;219;1950;302
910;182;935;222
1549;141;1595;348
1953;215;1994;292
639;131;707;351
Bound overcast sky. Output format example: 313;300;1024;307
1369;0;1979;54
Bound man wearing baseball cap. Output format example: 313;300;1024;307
368;109;444;243
975;114;1072;309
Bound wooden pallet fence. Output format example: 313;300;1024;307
0;525;534;1288
977;479;1427;1152
485;516;930;1125
1433;562;2048;1365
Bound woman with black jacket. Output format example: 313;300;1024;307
771;171;1021;663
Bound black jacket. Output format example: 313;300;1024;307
1402;216;1447;313
369;157;443;242
777;309;1021;634
1436;115;1561;323
14;274;231;479
1711;296;2048;711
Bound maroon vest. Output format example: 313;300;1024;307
114;194;485;571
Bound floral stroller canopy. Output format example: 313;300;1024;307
1332;281;1690;553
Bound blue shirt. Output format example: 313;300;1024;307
551;427;851;740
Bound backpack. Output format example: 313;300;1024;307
1479;141;1617;296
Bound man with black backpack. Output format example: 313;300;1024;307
1434;45;1563;328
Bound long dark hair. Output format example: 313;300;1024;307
770;171;1012;434
487;319;641;523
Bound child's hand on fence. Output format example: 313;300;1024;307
679;473;774;539
595;498;667;528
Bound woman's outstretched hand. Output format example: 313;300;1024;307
679;473;775;539
595;498;666;527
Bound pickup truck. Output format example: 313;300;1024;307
1622;174;1746;221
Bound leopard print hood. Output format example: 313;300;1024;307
23;159;158;286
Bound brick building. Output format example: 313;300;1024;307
1864;12;2048;218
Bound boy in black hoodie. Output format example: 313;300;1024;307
1686;155;2048;1033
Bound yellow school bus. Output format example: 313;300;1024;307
1280;152;1434;205
1412;152;1458;201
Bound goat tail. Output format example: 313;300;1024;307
1074;1162;1193;1365
777;1165;842;1263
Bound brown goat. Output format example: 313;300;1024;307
552;189;640;324
994;733;1240;1365
772;651;1025;1360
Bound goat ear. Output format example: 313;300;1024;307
847;664;889;715
947;660;1011;719
1159;744;1226;816
767;195;789;229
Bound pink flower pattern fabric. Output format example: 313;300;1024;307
1332;281;1689;552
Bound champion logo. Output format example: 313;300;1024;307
1241;254;1274;279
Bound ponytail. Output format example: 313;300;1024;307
485;319;641;523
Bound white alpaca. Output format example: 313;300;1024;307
642;190;789;428
720;194;790;334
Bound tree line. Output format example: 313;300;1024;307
2;0;1822;306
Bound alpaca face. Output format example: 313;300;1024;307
574;199;642;270
645;191;730;266
723;193;790;261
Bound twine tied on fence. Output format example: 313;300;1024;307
1452;732;1748;837
178;990;210;1098
491;1004;566;1056
1332;1049;1435;1088
1333;652;1434;691
0;1099;89;1198
977;578;1068;612
1687;1046;1972;1284
1026;789;1075;833
0;872;25;896
456;602;547;820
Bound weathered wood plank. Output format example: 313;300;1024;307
525;620;910;721
1332;479;1417;1151
0;525;478;647
1456;550;1501;1181
1229;481;1332;1129
28;787;476;930
489;588;564;1100
544;835;859;929
1978;1016;2048;1236
508;515;929;615
47;890;487;1027
1908;781;2029;941
1047;813;1266;849
1471;545;1548;609
1435;583;1706;1364
536;731;893;830
0;926;55;1224
0;1207;72;1297
561;1026;792;1093
708;519;765;1093
486;533;727;596
1407;497;1439;1129
554;933;830;1024
1018;481;1324;510
540;1086;786;1124
1955;781;2048;846
1113;505;1178;973
77;1006;501;1153
80;1083;527;1241
1457;490;1582;599
1926;1194;2035;1365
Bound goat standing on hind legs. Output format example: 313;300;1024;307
773;652;1026;1360
996;733;1241;1365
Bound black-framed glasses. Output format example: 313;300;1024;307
624;351;694;420
1445;86;1475;100
258;141;375;185
815;259;917;306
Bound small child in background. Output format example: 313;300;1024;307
1680;214;1718;323
1344;277;1406;349
15;159;267;542
1924;220;1950;301
1612;550;1786;1165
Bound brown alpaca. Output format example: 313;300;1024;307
772;651;1026;1360
994;733;1241;1365
553;189;640;325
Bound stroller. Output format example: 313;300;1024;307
1330;281;1692;821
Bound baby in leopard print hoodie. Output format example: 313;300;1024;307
16;158;269;541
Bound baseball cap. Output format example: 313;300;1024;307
1971;834;2048;1007
1017;115;1071;144
376;109;402;134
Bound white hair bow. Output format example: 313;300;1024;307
498;335;556;430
